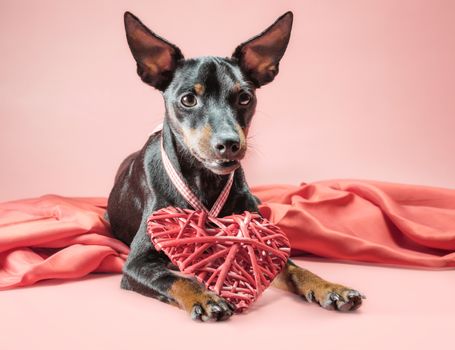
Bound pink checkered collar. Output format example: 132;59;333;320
160;135;234;218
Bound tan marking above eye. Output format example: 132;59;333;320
194;83;205;96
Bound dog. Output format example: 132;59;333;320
106;11;365;321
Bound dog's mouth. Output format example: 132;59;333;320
192;151;241;174
204;159;241;174
187;144;244;175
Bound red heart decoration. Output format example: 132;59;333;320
146;207;291;312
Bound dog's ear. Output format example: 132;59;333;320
124;12;184;91
232;12;293;87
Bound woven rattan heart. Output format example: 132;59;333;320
146;207;290;312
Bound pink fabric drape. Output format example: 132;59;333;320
255;180;455;268
1;179;454;290
0;196;128;290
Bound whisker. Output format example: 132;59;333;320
254;109;275;121
245;136;265;158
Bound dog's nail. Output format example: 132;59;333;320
210;304;223;319
305;291;314;302
347;290;360;298
330;293;341;302
226;301;237;311
219;301;233;314
191;304;204;321
347;290;366;300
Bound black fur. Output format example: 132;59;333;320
107;57;260;246
107;11;298;320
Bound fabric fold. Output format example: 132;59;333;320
1;179;454;290
256;180;455;268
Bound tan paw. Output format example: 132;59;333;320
169;278;235;321
304;284;366;312
189;292;236;321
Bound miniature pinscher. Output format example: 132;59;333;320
106;11;365;321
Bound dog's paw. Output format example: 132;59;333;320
169;278;235;322
189;293;236;322
304;284;366;312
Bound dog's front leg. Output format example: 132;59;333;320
121;221;235;321
272;259;365;311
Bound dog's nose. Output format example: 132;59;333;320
213;135;241;158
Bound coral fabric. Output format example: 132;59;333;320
0;195;129;290
1;179;455;290
255;180;455;268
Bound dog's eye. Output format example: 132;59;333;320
181;93;197;107
238;91;252;106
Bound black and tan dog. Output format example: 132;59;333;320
107;11;365;321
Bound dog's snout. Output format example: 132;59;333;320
213;135;241;158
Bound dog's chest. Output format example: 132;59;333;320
177;172;226;207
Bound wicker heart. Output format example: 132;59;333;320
146;207;290;312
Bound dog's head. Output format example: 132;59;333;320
124;12;293;175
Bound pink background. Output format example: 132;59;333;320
1;1;455;349
1;259;453;350
1;0;454;202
